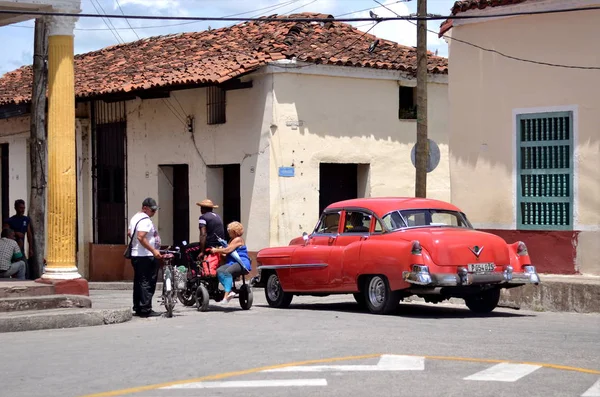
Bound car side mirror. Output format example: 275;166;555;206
302;232;309;246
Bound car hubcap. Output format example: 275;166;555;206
368;277;386;307
267;276;281;301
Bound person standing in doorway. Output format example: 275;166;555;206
197;199;225;258
3;199;34;263
128;197;163;318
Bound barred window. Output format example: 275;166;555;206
207;86;226;125
517;112;573;230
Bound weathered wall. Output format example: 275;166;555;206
448;8;600;274
269;69;450;245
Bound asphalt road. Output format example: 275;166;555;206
2;290;599;397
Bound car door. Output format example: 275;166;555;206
334;210;373;288
289;210;341;291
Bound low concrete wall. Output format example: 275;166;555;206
480;230;578;274
500;277;600;313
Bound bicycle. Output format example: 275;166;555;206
159;247;182;318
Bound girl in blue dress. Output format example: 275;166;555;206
210;221;251;302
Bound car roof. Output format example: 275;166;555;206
324;197;463;217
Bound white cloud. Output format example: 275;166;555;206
0;0;453;76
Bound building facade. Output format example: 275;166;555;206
443;0;600;275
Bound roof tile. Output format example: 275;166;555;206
0;12;448;105
439;0;528;35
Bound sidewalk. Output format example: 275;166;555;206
89;274;600;314
0;281;132;333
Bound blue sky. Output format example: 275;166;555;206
0;0;457;76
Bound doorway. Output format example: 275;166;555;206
158;164;189;247
206;164;241;227
319;163;370;213
92;101;127;244
0;144;8;223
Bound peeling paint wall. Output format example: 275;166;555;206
269;72;450;245
125;74;272;252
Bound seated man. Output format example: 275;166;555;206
0;228;27;280
345;212;370;233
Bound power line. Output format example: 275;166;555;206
5;0;306;30
1;6;600;22
114;0;140;40
372;0;600;70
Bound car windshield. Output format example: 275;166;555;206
382;209;473;231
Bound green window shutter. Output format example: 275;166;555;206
517;111;573;230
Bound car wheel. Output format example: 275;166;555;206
195;284;210;312
353;293;366;308
238;284;253;310
465;288;501;314
364;275;399;315
265;273;293;308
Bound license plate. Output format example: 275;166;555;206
468;263;495;273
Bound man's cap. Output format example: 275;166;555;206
142;197;159;210
196;199;218;208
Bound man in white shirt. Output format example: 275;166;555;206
128;197;163;318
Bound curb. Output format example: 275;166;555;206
0;294;92;312
500;281;600;313
0;307;132;333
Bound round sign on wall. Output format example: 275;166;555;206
410;139;440;173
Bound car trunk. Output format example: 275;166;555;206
404;228;510;268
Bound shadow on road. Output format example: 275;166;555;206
255;301;534;319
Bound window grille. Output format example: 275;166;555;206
207;86;226;124
517;111;573;230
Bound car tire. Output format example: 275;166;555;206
364;275;399;315
265;273;293;308
353;293;366;308
464;288;501;314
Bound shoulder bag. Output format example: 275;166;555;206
124;216;149;259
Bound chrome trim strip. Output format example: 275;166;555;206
258;263;328;270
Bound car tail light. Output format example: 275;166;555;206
516;241;528;256
411;240;422;255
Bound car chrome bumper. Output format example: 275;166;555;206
403;265;541;287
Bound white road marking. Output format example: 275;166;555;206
582;378;600;397
263;354;425;372
162;379;327;389
464;363;542;382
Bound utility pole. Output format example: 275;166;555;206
415;0;429;198
29;18;48;279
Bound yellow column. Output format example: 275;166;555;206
41;15;82;280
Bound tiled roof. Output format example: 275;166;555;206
439;0;528;36
0;12;448;106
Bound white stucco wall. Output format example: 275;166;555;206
448;9;600;230
269;69;450;245
0;116;30;217
125;74;272;252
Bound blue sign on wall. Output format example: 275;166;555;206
278;166;295;177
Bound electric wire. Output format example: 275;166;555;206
372;0;600;70
1;5;600;21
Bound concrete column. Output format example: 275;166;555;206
41;12;82;281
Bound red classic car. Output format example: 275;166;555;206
252;197;541;315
